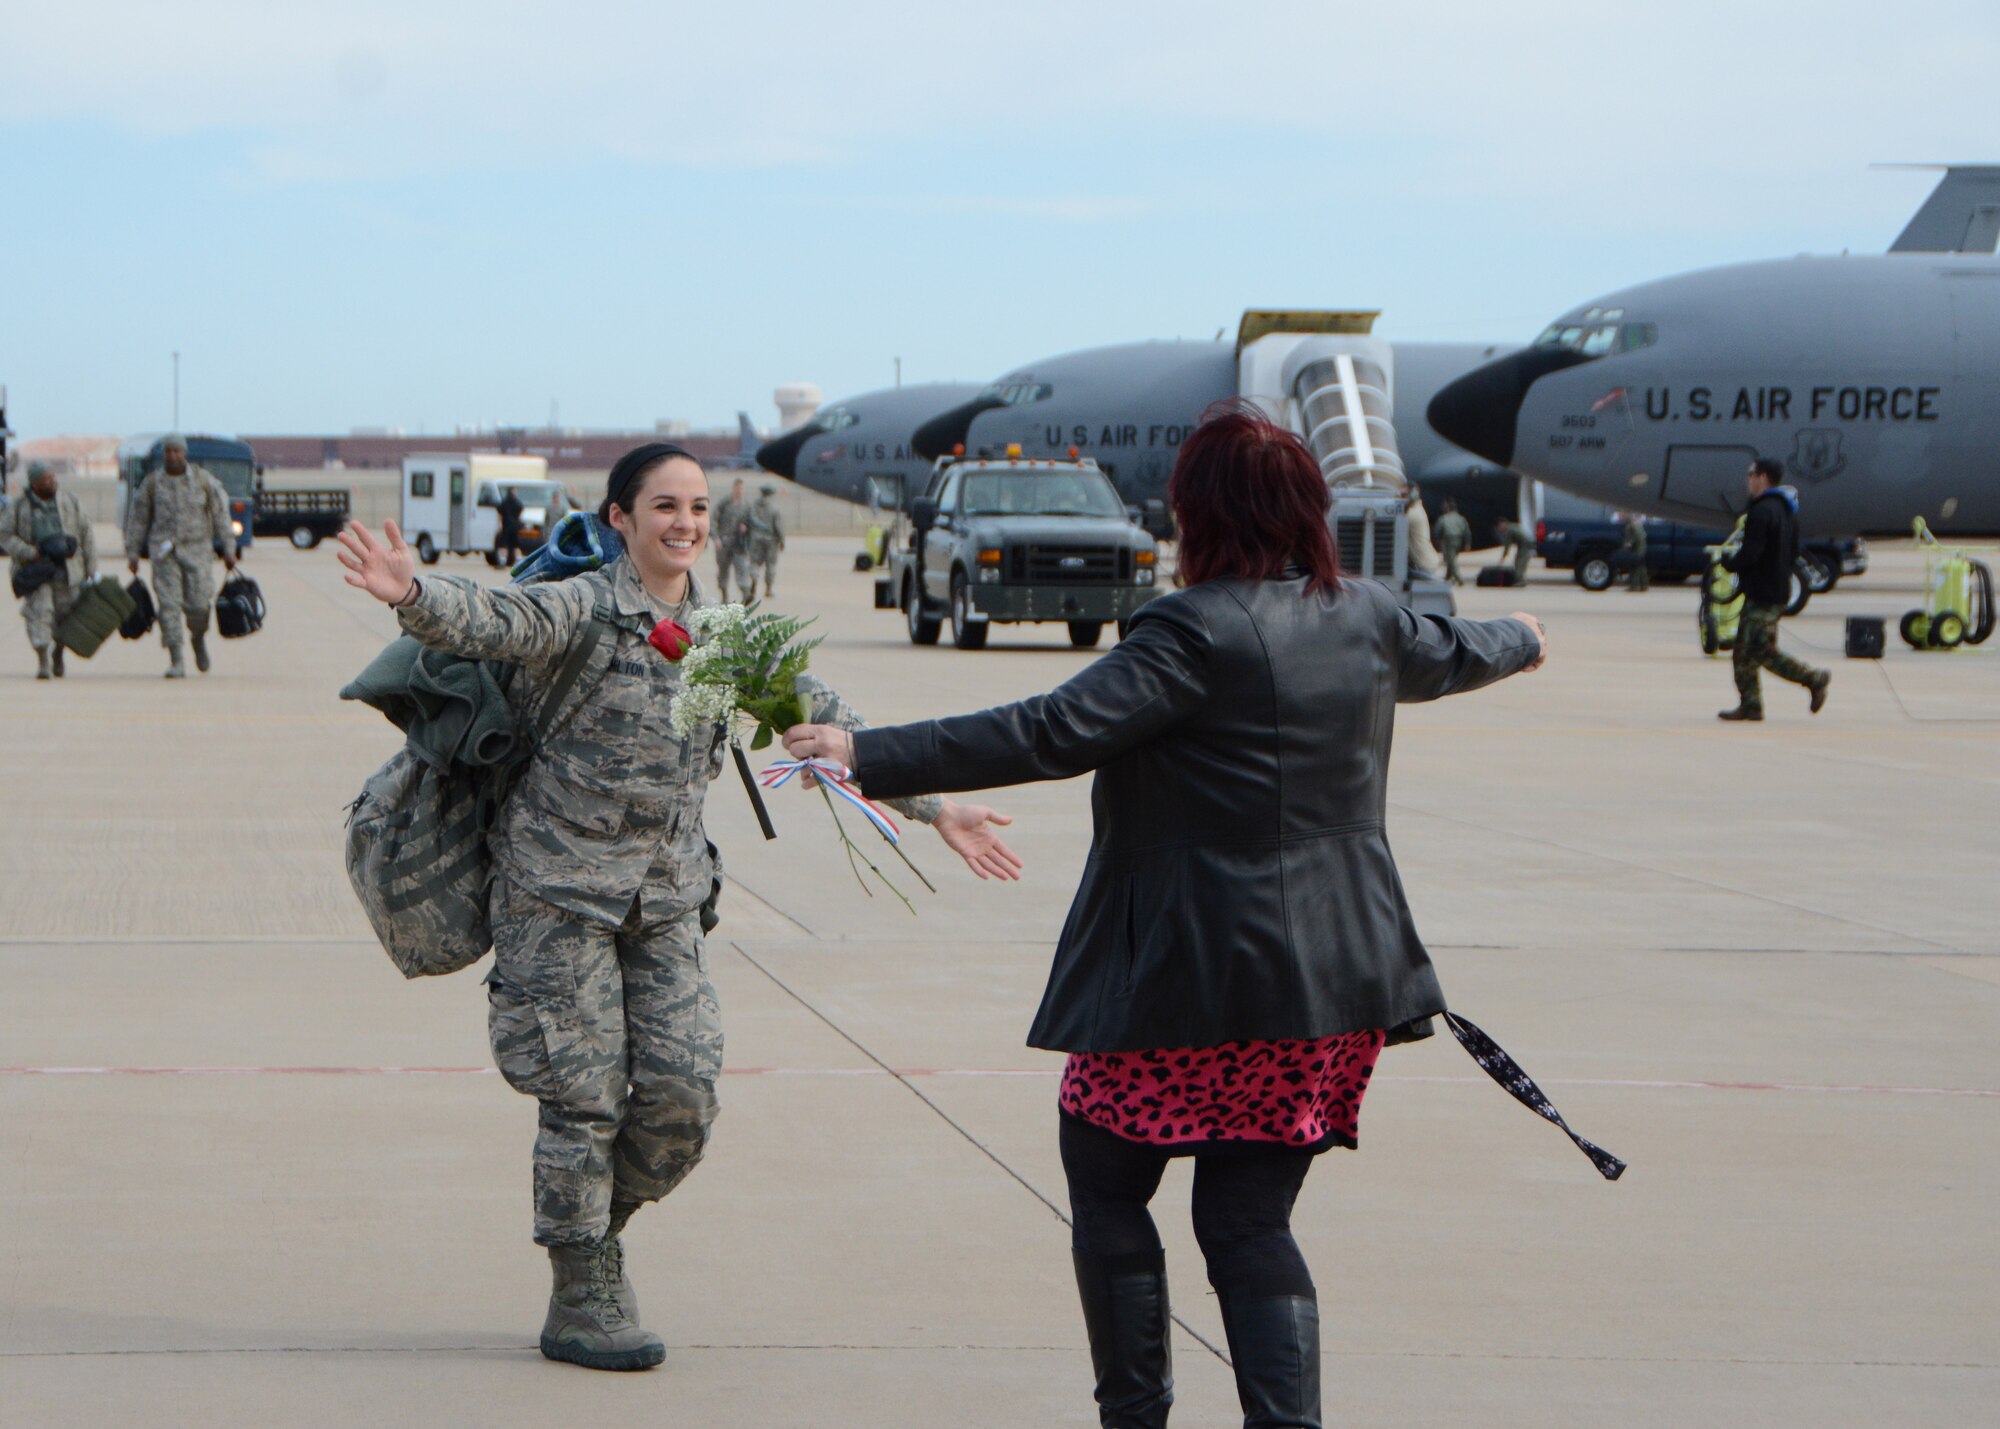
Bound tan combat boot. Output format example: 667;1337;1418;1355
539;1242;664;1371
51;645;64;678
191;631;211;673
35;647;52;680
164;643;188;679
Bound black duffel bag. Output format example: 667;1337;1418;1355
121;578;157;640
214;572;266;638
11;556;57;598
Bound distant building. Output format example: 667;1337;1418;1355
774;383;822;431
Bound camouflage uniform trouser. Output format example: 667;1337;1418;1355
730;540;779;600
1733;601;1823;713
714;541;734;595
152;553;216;651
1439;539;1463;586
487;874;724;1246
21;577;80;651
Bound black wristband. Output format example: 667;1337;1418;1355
397;577;421;608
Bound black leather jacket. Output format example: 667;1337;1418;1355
1720;488;1801;607
853;576;1540;1052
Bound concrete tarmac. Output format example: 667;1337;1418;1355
2;533;1995;1426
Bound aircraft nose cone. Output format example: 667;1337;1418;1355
756;427;815;481
912;397;1005;461
1426;347;1595;469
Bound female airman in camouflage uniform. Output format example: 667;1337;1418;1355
337;444;1019;1371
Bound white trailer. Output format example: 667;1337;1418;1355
400;453;566;565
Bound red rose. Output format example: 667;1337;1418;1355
648;618;692;661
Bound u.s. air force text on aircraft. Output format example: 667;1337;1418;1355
1631;385;1942;426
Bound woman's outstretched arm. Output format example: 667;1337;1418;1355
794;673;1023;881
336;519;591;677
784;595;1211;802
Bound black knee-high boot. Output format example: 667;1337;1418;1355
1072;1249;1174;1428
1216;1291;1321;1429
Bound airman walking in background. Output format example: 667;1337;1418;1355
1434;498;1471;586
732;484;785;601
1621;512;1650;591
712;477;747;600
1405;483;1443;580
4;461;95;679
124;434;238;678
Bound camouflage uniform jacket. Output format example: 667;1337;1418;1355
743;498;784;555
712;494;747;547
4;488;95;586
124;464;233;562
398;558;938;928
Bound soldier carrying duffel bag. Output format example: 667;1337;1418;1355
3;460;98;680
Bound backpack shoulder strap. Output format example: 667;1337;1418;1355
529;594;616;746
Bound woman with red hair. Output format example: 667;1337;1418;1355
785;405;1549;1427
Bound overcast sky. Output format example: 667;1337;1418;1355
3;1;1994;437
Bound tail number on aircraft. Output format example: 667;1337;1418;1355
1641;385;1941;423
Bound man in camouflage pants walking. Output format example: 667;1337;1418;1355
4;461;96;679
730;484;785;601
124;434;238;678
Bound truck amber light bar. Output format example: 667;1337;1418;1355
977;548;1003;567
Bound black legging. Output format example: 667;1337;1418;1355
1060;1112;1317;1301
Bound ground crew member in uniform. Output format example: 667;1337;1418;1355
732;483;785;601
335;444;1020;1372
1435;498;1471;586
123;434;238;678
1495;516;1534;583
711;476;747;600
4;461;95;679
1621;512;1650;591
1405;483;1443;579
496;487;525;567
1718;458;1829;722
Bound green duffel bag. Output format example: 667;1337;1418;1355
55;576;140;659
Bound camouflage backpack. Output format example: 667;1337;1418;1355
343;597;615;977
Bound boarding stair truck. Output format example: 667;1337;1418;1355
1235;311;1454;617
400;453;558;566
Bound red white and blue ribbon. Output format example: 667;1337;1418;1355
758;758;902;846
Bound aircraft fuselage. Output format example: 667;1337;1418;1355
1431;254;2000;537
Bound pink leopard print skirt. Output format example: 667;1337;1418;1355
1059;1032;1387;1151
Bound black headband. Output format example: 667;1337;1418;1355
603;442;698;514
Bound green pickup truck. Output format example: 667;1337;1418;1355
874;454;1162;650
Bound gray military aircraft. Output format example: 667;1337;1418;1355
755;381;982;509
1426;165;2000;537
761;336;1524;538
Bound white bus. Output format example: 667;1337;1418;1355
400;453;568;565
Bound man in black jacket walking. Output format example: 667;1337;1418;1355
1719;459;1829;721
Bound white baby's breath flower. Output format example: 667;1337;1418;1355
689;604;748;638
668;681;737;739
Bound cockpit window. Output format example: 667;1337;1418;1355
1534;317;1655;357
977;381;1053;407
817;407;858;431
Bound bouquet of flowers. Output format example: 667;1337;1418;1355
655;605;933;912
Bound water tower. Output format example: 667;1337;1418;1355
773;383;822;432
